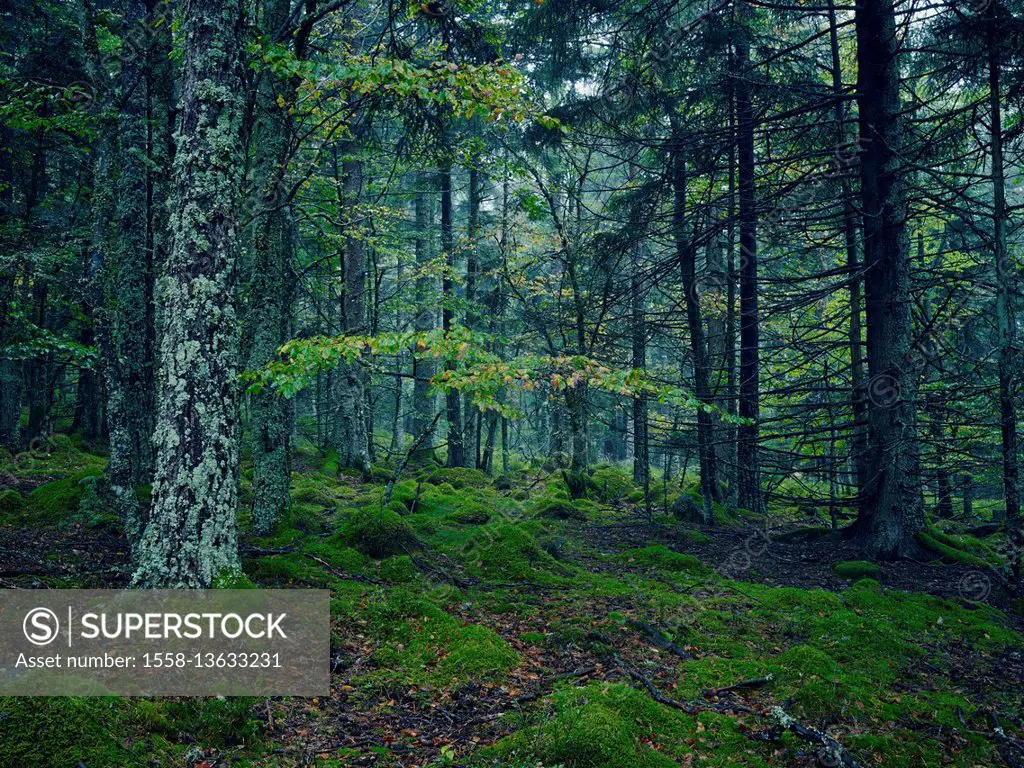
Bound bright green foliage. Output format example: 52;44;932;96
832;560;882;580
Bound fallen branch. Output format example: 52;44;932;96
706;674;774;697
990;711;1024;768
628;618;694;659
767;706;864;768
242;546;382;585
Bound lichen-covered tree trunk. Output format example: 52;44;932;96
464;166;481;466
132;0;244;587
853;0;925;558
245;0;296;533
411;174;436;462
81;0;157;543
330;153;370;475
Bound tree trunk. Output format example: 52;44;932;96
828;0;869;504
440;160;466;467
245;0;296;533
330;152;370;475
988;7;1021;582
631;243;649;493
734;26;764;516
411;172;436;461
853;0;925;558
672;136;719;522
132;0;244;587
463;166;480;466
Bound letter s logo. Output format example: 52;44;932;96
23;607;60;646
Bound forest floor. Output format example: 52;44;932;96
1;435;1024;767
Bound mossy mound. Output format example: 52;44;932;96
462;523;572;581
833;560;881;580
532;494;593;520
447;502;492;525
483;683;762;768
423;466;491;489
379;555;419;583
589;466;636;503
0;489;23;521
620;545;710;575
340;507;421;558
366;590;520;687
16;469;104;526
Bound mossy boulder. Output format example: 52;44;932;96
620;545;710;576
589;466;636;503
423;466;491;489
448;502;492;525
341;507;421;558
366;590;520;687
379;555;420;583
671;490;706;522
532;495;592;521
463;523;572;581
18;469;103;526
483;683;691;768
833;560;882;580
0;489;23;522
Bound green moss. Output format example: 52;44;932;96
462;524;574;581
341;507;421;558
833;560;882;580
0;489;23;521
589;467;636;503
322;449;340;474
483;683;769;768
620;545;710;576
424;466;491;489
917;530;991;567
16;469;104;526
532;495;592;520
364;590;519;688
0;698;175;767
379;555;420;583
160;697;260;746
448;502;492;525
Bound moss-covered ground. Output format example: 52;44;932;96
1;443;1022;766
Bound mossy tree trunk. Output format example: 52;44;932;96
132;0;244;587
329;151;371;476
244;0;296;533
82;0;159;544
411;173;436;462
